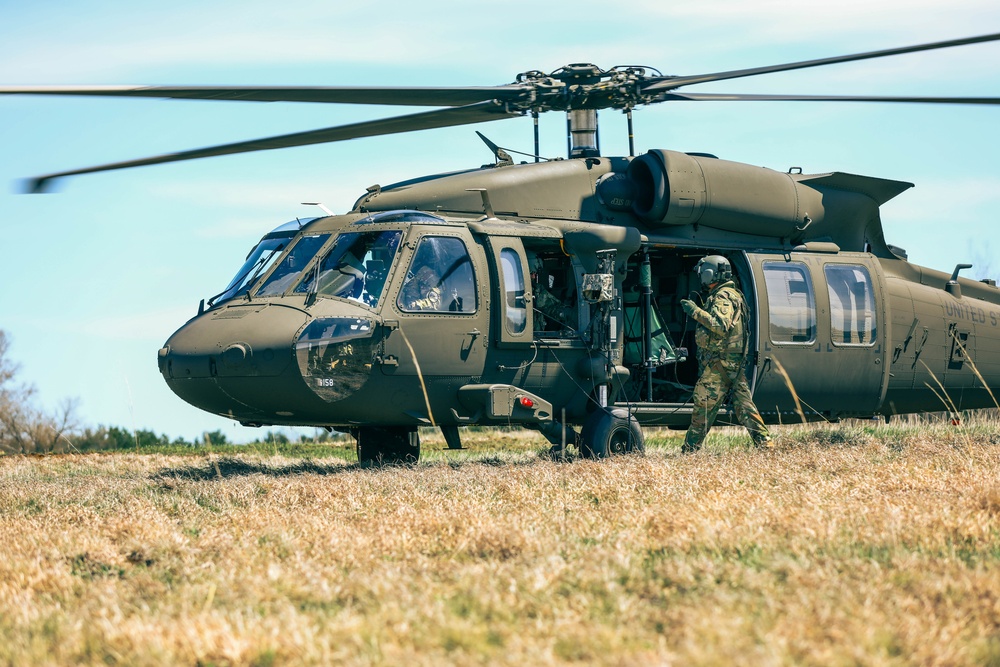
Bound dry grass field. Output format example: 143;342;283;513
1;421;999;666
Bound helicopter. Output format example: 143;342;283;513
3;33;1000;465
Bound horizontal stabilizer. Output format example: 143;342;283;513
797;172;913;205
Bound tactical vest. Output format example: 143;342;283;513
695;281;747;362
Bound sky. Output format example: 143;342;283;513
1;0;998;443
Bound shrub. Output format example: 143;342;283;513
0;330;77;454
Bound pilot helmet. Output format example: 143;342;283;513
414;265;436;288
695;255;732;288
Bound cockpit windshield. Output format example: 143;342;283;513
209;222;404;309
294;230;403;307
207;219;315;308
256;233;331;297
209;236;291;307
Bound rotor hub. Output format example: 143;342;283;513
511;64;663;113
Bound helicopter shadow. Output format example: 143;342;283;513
150;449;560;482
151;456;359;482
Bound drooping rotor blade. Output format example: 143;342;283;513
658;92;1000;105
643;32;1000;93
0;84;530;107
24;101;520;193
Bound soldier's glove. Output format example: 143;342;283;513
680;299;697;316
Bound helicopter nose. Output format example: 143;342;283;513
158;302;378;423
158;302;309;419
158;305;304;378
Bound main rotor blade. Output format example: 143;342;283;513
643;32;1000;93
0;84;529;107
658;92;1000;105
24;101;520;193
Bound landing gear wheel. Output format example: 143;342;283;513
355;426;420;467
579;407;644;459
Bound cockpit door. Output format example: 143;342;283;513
379;227;488;377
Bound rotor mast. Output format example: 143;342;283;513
568;109;600;158
525;62;649;159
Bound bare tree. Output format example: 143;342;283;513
0;331;78;454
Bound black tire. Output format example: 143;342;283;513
356;426;420;467
579;407;645;459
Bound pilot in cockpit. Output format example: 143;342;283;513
317;249;365;299
402;265;442;310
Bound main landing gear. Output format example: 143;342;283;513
579;407;645;459
355;426;420;467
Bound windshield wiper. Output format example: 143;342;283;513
207;250;277;308
304;258;323;307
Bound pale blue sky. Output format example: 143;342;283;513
1;1;998;442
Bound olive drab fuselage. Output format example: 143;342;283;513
158;150;1000;439
4;34;996;461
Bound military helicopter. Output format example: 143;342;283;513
4;33;1000;465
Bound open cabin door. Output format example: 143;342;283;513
607;247;754;427
478;234;593;415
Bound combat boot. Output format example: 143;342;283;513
753;435;775;449
680;438;701;454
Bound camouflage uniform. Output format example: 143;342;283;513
533;283;566;329
682;280;771;451
529;256;569;331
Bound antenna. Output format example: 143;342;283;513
466;188;495;220
302;202;334;216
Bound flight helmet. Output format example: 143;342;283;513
695;255;732;288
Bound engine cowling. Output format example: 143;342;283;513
626;149;825;237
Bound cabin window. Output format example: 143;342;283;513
825;264;877;346
500;248;527;334
397;236;477;314
763;261;816;344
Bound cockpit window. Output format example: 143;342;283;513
256;234;332;297
209;235;292;307
398;236;477;314
294;230;403;307
207;218;319;308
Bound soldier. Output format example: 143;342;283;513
530;256;567;331
402;265;442;311
679;255;772;452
